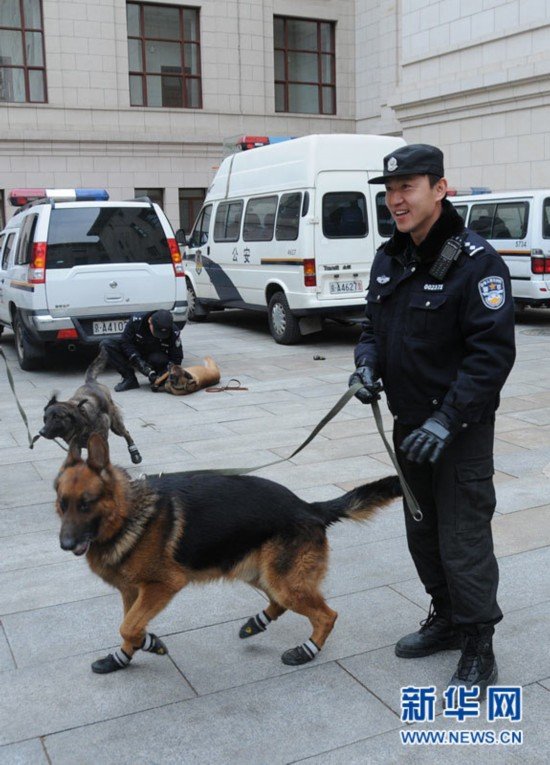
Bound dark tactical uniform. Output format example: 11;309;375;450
354;199;516;627
102;311;183;387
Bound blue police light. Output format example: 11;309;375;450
74;188;109;201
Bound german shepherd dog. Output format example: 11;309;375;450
40;348;142;464
152;356;221;395
54;434;402;674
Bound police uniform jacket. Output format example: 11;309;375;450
354;200;516;428
120;312;183;365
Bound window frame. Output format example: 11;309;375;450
0;0;47;104
469;201;529;240
1;232;16;270
213;200;243;243
179;187;206;234
276;192;302;241
243;195;278;242
127;1;202;109
274;15;336;116
322;191;368;239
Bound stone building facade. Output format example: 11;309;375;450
1;0;549;230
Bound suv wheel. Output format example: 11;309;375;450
186;280;208;322
13;313;45;370
268;291;302;344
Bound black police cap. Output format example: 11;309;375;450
150;309;173;339
368;144;444;184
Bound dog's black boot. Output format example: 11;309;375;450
239;610;272;639
129;445;142;464
91;649;132;674
141;632;168;655
395;601;460;658
448;627;497;701
281;639;320;666
115;375;140;392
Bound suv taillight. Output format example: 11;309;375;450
28;242;47;284
167;238;185;277
531;249;550;274
303;258;316;287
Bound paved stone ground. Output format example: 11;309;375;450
0;308;549;764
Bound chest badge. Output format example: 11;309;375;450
376;275;390;284
478;276;505;310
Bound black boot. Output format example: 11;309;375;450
114;374;139;392
448;627;497;699
395;601;461;658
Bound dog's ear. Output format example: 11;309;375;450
87;433;110;473
46;393;58;408
64;439;82;467
77;398;89;410
182;369;193;379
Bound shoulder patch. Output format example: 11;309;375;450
478;276;505;310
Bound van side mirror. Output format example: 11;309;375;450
175;229;187;246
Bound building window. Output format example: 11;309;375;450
0;0;46;103
179;188;205;234
127;2;202;108
135;188;164;208
274;16;335;115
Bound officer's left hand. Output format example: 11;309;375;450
400;414;454;464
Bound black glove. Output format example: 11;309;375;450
348;365;383;405
130;353;153;378
400;413;455;465
147;369;158;384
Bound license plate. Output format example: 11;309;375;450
329;280;363;294
92;319;128;335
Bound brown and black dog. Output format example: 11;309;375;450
54;433;402;674
40;348;142;464
152;356;221;395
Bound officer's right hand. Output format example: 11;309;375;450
348;366;383;404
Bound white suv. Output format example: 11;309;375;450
0;189;187;369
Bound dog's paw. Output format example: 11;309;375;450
129;447;142;465
281;640;320;666
91;652;131;674
141;632;168;655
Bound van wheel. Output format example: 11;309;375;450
186;281;208;322
13;313;45;371
268;292;302;344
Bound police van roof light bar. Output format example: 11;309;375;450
8;188;109;207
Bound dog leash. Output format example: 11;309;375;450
158;380;421;521
0;347;68;451
0;347;41;449
205;378;248;392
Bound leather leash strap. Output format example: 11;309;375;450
0;347;41;449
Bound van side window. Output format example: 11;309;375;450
543;199;550;238
376;192;393;237
15;214;38;265
1;232;16;270
214;201;243;242
323;192;367;238
454;205;468;222
243;196;278;242
276;193;301;241
469;202;528;239
189;205;212;248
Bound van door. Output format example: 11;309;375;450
314;172;375;300
184;204;213;300
0;231;19;324
44;205;177;318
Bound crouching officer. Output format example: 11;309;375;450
349;144;516;697
101;309;183;392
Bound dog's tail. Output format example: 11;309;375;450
311;475;403;526
85;346;108;383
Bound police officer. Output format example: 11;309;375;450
349;144;515;697
101;309;183;392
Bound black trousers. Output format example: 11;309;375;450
393;420;502;628
100;338;169;378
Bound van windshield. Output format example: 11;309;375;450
46;207;172;268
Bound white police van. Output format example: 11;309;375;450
450;189;550;308
182;134;405;343
0;189;187;369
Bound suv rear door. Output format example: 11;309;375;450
44;204;176;322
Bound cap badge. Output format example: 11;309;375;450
387;157;398;172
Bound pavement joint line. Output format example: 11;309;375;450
39;737;53;765
0;618;17;670
335;659;402;719
0;589;113;618
167;654;200;697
